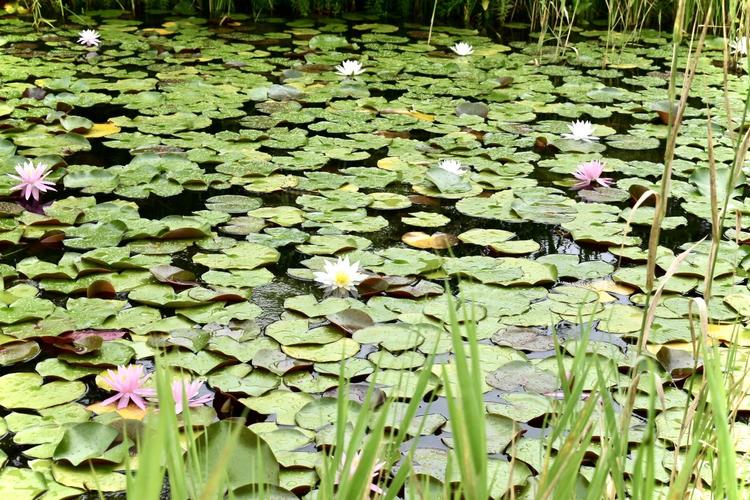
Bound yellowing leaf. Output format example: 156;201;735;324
408;111;434;121
0;333;17;345
581;279;635;296
595;291;617;303
84;122;121;138
5;3;28;14
338;184;359;192
141;28;174;35
380;108;434;121
707;323;750;346
377;157;405;171
645;341;716;354
402;231;458;249
475;44;511;56
87;402;147;421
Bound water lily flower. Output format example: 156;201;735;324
77;29;101;47
100;365;155;410
313;257;367;297
730;36;748;57
335;450;386;495
571;160;613;190
437;159;468;176
170;379;214;414
562;120;598;142
8;160;57;201
335;60;365;76
450;42;474;56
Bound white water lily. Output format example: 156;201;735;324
450;42;474;56
77;29;101;48
335;60;365;76
437;159;468;176
730;36;748;57
313;257;367;296
562;120;598;142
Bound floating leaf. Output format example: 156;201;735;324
402;231;458;249
191;420;279;491
0;341;40;366
0;373;86;410
486;361;559;394
53;423;118;467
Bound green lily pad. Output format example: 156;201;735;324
486;360;559;393
53;422;119;466
281;338;360;362
193;243;280;270
402;211;451;228
0;373;86;410
191;420;279;490
352;323;425;352
0;467;46;498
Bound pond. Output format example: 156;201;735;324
0;12;748;498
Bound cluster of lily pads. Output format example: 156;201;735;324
0;12;749;498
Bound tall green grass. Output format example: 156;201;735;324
126;288;747;499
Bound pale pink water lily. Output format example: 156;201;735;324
100;365;155;410
335;450;386;495
313;257;367;297
562;120;598;142
571;160;613;190
8;160;57;201
335;60;365;76
450;42;474;56
170;379;214;414
77;29;101;47
437;159;467;176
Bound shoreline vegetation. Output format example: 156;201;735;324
3;0;746;34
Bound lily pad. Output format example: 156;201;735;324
0;373;86;410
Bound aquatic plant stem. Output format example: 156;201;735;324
703;11;750;300
427;0;438;46
644;2;709;292
702;108;720;300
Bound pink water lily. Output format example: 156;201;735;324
571;160;613;190
8;160;56;201
335;450;386;496
100;365;155;410
170;379;214;414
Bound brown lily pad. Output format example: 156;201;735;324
326;308;374;334
150;264;197;287
656;346;702;380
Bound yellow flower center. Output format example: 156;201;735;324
334;271;351;287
